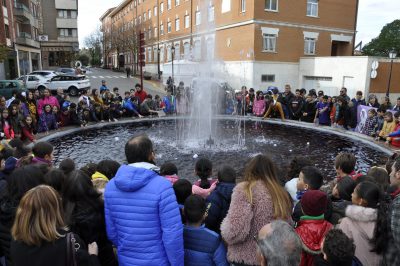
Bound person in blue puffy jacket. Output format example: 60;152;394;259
104;135;184;266
183;194;228;266
122;92;142;117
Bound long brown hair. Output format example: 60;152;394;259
12;185;67;246
243;154;292;219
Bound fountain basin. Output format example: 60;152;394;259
45;116;391;183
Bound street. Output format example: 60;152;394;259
85;67;165;97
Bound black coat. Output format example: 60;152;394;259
65;199;118;266
301;101;317;123
0;199;17;266
10;231;100;266
205;182;235;234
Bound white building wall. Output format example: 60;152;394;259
298;56;372;98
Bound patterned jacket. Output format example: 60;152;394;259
384;194;400;266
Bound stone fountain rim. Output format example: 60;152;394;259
38;115;393;156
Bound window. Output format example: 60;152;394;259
261;75;275;82
139;15;142;24
154;48;158;62
206;38;214;60
148;27;152;39
307;0;318;17
184;42;190;59
193;40;201;60
160;47;164;62
263;34;277;52
154;27;158;37
195;11;201;25
167;0;171;10
174;44;180;60
2;0;6;7
167;46;172;61
143;12;146;21
184;15;190;28
265;0;278;11
221;0;231;13
160;2;164;13
208;5;214;22
148;48;152;62
241;0;246;12
5;24;10;38
175;0;180;6
57;10;77;19
304;38;316;55
175;18;180;31
160;23;164;35
154;6;157;16
167;21;171;33
58;28;77;37
148;10;151;19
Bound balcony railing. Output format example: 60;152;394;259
14;2;30;13
18;32;32;39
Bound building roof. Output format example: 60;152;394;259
99;7;116;21
108;0;132;17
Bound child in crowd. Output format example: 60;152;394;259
68;103;80;126
295;190;333;266
193;158;217;198
52;105;61;126
330;176;356;224
59;158;75;176
163;90;176;115
315;95;330;126
59;107;71;127
387;111;400;147
1;109;14;139
160;162;179;184
335;152;360;180
173;179;193;223
314;229;358;266
8;104;23;139
252;91;265;117
293;166;332;222
361;108;378;136
110;100;123;120
20;115;36;143
284;157;312;203
377;111;395;141
375;107;386;135
122;92;142;118
367;166;390;192
38;104;58;133
205;165;236;234
79;108;92;127
338;181;389;266
92;159;120;181
183;195;229;266
113;87;122;102
31;141;53;166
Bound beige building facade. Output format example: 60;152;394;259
101;0;358;89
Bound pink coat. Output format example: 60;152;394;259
164;175;179;184
37;96;60;115
221;180;277;265
253;99;266;116
192;182;217;199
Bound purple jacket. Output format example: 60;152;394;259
37;96;60;115
38;112;58;132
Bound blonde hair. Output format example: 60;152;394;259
244;155;292;219
12;185;67;246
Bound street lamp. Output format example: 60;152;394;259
386;49;397;97
171;46;175;94
157;47;161;80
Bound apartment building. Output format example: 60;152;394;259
40;0;79;68
101;0;358;89
0;0;16;79
1;0;41;78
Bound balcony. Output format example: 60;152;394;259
56;18;78;28
16;32;40;48
14;2;39;28
58;36;79;43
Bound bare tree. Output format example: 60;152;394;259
84;26;102;66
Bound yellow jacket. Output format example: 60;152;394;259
379;121;396;139
92;171;109;181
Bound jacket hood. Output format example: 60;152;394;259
215;182;235;201
296;219;332;252
114;164;160;192
92;171;109;181
345;205;377;222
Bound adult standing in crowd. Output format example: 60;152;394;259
392;97;400;111
104;135;184;266
10;185;100;266
279;84;295;119
221;154;292;266
256;220;302;266
386;156;400;265
340;87;350;102
99;80;108;93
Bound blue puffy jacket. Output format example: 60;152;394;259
184;225;228;266
104;164;184;266
205;182;235;234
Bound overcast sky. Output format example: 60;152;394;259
78;0;400;48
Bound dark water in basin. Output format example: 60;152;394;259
50;120;388;183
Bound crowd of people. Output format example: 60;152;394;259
2;77;400;149
0;134;399;266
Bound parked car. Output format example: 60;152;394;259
44;75;90;96
16;75;50;90
28;70;61;79
0;80;26;99
57;67;77;75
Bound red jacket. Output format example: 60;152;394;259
295;219;333;266
134;90;148;104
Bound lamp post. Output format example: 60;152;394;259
171;46;175;94
386;50;397;97
157;47;161;80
